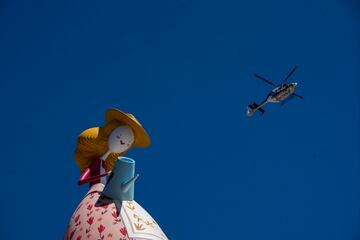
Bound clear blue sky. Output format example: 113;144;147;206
1;0;359;239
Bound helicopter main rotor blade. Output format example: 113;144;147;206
292;92;304;99
282;65;298;83
253;73;276;86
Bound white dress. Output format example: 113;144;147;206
65;183;168;240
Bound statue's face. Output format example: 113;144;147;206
108;125;135;153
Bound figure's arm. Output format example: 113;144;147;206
77;159;110;185
78;172;110;185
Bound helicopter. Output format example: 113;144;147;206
247;65;303;117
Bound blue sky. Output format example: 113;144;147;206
1;0;359;239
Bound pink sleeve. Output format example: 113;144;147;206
77;159;109;185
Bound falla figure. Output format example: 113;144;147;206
65;108;168;240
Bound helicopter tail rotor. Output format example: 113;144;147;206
247;102;265;117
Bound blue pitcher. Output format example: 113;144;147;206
102;157;139;213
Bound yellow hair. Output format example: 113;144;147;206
74;121;128;173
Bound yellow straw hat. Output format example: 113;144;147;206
105;108;150;148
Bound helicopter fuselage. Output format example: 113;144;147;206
246;82;299;117
266;82;298;103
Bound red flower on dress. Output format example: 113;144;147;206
87;204;93;211
97;224;106;233
74;215;80;223
76;236;82;240
100;204;109;215
107;233;113;238
111;211;119;218
69;229;76;239
87;217;94;225
120;227;127;236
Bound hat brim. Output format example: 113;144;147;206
105;108;150;148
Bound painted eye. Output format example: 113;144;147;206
116;136;120;139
